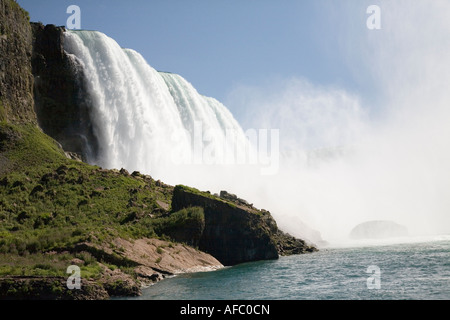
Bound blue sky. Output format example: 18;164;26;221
18;0;376;107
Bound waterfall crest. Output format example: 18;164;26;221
64;30;249;183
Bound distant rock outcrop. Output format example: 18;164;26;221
172;186;317;266
350;220;409;240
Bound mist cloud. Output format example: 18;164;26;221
224;0;450;244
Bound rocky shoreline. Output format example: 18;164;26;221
1;237;224;300
0;182;317;300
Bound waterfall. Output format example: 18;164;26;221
63;30;250;184
61;29;450;244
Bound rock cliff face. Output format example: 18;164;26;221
0;0;36;124
171;186;317;266
31;23;98;160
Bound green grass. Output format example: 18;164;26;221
0;252;86;277
174;185;217;200
0;122;266;282
151;207;204;235
0;123;66;170
174;184;261;214
0;123;181;278
174;185;234;208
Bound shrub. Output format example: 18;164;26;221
151;207;205;243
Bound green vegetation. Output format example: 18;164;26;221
8;0;30;22
152;206;204;236
0;123;66;171
175;184;233;206
174;184;261;214
0;251;100;278
0;99;6;123
174;185;215;198
0;0;30;37
0;123;190;279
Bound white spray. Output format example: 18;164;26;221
63;0;450;246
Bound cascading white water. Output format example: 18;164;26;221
63;30;250;185
159;72;250;166
61;27;450;246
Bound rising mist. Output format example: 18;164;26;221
62;1;450;247
225;0;450;244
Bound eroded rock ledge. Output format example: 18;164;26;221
171;185;317;266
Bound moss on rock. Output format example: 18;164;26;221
0;0;36;125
